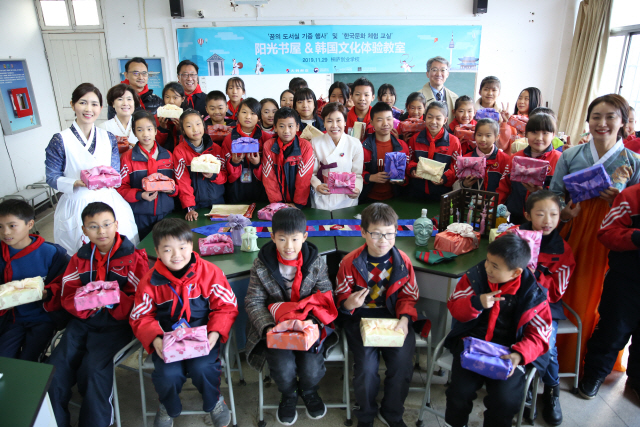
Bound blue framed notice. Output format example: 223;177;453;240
0;59;41;135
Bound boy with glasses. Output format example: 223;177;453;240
108;57;163;119
418;56;458;123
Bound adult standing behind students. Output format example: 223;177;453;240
419;56;458;123
177;60;207;116
100;83;140;154
108;57;163;119
45;83;139;255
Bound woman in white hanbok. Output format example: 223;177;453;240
99;83;139;153
45;83;139;255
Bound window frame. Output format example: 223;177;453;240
34;0;104;32
609;25;640;94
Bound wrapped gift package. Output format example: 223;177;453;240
415;250;457;265
162;325;211;363
512;228;542;271
156;104;183;119
116;136;131;154
328;172;356;194
476;108;500;122
142;173;176;192
489;222;515;243
434;223;480;255
231;136;260;154
384;152;407;181
198;234;234;256
206;124;233;143
455;124;475;142
398;118;426;135
360;318;405;347
562;163;613;203
508;115;529;133
227;214;252;246
350;122;366;140
257;203;289;220
0;277;44;310
461;336;513;380
300;124;324;140
190;154;221;174
511;156;550;187
456;156;486;180
74;281;120;311
416;157;446;182
510;138;529;154
80;166;122;190
267;319;320;351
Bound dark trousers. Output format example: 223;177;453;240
445;352;526;427
133;213;166;241
583;270;640;382
152;342;222;418
0;319;55;361
343;317;416;424
48;318;133;427
265;346;326;396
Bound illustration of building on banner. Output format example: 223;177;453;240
458;57;479;71
207;54;225;76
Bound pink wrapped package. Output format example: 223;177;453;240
162;325;211;363
267;319;320;351
328;172;356;194
511;228;542;271
508;115;529;134
511;157;550;187
456;157;486;180
198;234;234;256
74;281;120;311
257;203;289;220
455;124;475;142
80;166;122;190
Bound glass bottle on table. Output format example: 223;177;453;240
414;208;434;247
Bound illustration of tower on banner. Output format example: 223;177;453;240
449;32;455;67
207;54;225;76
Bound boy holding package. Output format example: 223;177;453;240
48;202;149;427
444;234;552;427
336;203;418;427
0;199;69;361
245;208;337;425
130;218;238;427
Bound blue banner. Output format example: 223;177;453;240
177;25;481;76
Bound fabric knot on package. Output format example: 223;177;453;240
227;214;252;246
461;336;513;380
507;115;529;133
416;157;446;182
142;173;175;192
80;166;122;190
162;325;210;363
511;156;550;187
266;319;320;351
190;154;221;174
328;172;356;194
384;152;406;182
0;277;44;310
258;203;289;220
454;124;475;142
300;124;324;140
434;223;480;255
74;280;120;311
207;124;233;142
198;233;234;256
456;156;486;180
231;136;260;154
398;118;426;136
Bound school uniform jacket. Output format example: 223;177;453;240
173;134;227;210
155;115;180;152
408;128;462;199
360;134;410;201
446;262;552;365
181;91;207;117
222;126;271;203
496;145;561;224
118;143;179;217
458;146;510;193
297;114;325;136
60;235;149;326
262;136;314;207
130;254;238;353
335;244;419;321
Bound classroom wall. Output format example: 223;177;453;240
0;0;61;197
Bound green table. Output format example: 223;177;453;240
0;357;55;427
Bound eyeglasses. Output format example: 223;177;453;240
129;71;148;77
179;73;198;79
86;222;115;232
429;68;448;74
365;230;397;240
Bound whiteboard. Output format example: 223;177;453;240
199;74;333;104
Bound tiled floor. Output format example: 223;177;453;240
35;208;640;427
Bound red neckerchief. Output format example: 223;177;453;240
276;137;295;202
122;79;148;109
426;127;445;159
450;118;477;131
139;142;158;175
236;124;256;138
485;275;521;341
277;251;303;302
1;235;44;282
184;84;203;110
153;258;195;321
227;100;240;121
347;106;371;128
92;233;123;281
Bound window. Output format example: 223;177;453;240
36;0;102;30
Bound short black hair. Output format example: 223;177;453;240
162;81;185;99
525;190;562;214
177;59;198;74
288;77;308;92
106;84;141;109
377;83;396;102
125;57;148;72
370;101;393;120
405;91;427;110
525;113;556;134
132;110;157;132
179;108;203;131
454;95;474;111
487;233;530;271
294;88;318;114
352;77;375;95
329;81;350;103
206;90;227;104
280;89;294;102
529;106;556;119
239;97;262;117
81;202;115;225
479;76;501;91
426;100;448;118
271;208;307;235
0;199;35;223
274;107;299;125
475;118;499;136
361;203;398;231
152;218;192;248
226;77;245;93
321;102;347;122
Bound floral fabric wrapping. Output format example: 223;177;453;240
227;214;252;246
511;156;550;187
198;233;234;256
384;152;407;181
231;136;260;153
266;319;320;351
507;115;529;133
162;325;211;363
0;277;44;310
455;125;475;142
511;228;542;271
360;318;405;347
80;166;122;190
456;156;486;179
475;108;500;122
328;172;356;194
206;124;233;143
416;157;446;182
398;118;426;135
434;223;480;255
460;336;513;380
257;203;289;220
74;280;120;311
190;154;221;174
142;173;176;192
562;163;613;203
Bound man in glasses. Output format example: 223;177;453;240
177;60;207;116
419;56;459;123
108;57;163;119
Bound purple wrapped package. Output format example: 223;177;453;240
227;214;252;246
460;336;513;380
384;152;406;182
562;163;613;203
475;108;500;122
231;136;260;154
456;156;486;179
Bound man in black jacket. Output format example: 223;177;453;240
108;57;163;119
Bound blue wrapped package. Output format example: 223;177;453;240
232;136;260;153
475;108;500;122
562;163;613;203
460;336;513;380
384;151;406;182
